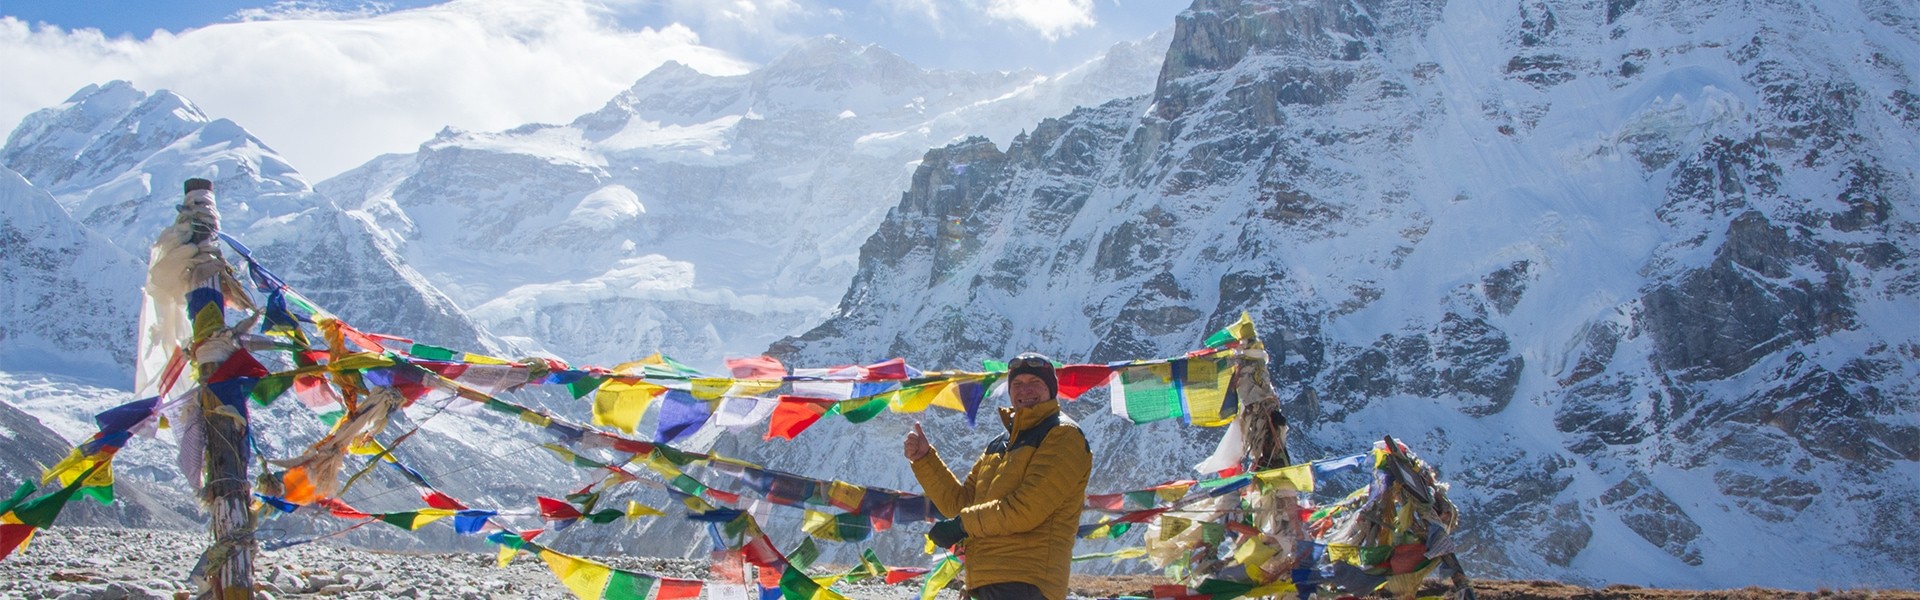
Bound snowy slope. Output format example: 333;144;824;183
772;0;1920;589
0;82;589;549
315;33;1172;371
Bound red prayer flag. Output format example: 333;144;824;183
1054;364;1114;400
765;397;832;440
657;578;703;600
537;496;582;521
0;524;35;561
207;349;269;383
727;356;786;380
864;358;909;380
884;568;929;585
1086;494;1125;512
317;497;369;519
422;490;467;510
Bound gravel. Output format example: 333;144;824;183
0;527;934;600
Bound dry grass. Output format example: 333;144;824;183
1065;575;1920;599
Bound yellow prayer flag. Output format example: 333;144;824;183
519;411;553;427
626;500;664;519
1254;463;1314;492
929;376;978;412
727;379;783;398
497;544;519;568
593;380;664;434
39;450;103;487
539;549;614;600
890;382;947;413
827;481;865;512
920;556;961;600
1154;483;1191;503
690;378;733;400
1232;537;1276;569
1182;353;1237;427
802;510;837;540
464;353;512;365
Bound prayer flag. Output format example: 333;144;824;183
865;358;909;380
1180;353;1237;427
605;571;657;600
1110;362;1181;424
1054;365;1114;400
656;578;703;600
766;398;831;441
594;380;666;435
1254;463;1314;492
1204;313;1258;348
919;556;960;600
540;549;615;600
656;390;711;444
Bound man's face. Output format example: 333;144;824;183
1008;373;1052;409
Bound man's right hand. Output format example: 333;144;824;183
904;421;930;461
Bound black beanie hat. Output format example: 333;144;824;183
1007;352;1058;399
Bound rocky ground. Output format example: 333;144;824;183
2;528;1916;600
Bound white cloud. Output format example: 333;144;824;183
0;0;752;180
984;0;1094;40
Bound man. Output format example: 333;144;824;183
903;353;1093;600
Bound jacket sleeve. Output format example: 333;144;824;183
956;426;1091;537
910;446;973;519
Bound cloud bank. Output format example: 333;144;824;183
0;0;752;180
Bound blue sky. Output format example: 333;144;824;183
0;0;1185;178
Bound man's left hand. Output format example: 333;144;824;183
928;518;968;548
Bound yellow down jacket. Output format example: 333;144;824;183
910;400;1092;600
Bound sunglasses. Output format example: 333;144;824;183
1009;355;1053;370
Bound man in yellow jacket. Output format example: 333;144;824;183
903;353;1093;600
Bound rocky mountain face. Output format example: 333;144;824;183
773;0;1920;588
316;33;1172;369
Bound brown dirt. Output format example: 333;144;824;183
1066;574;1920;599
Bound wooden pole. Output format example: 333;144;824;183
175;178;255;599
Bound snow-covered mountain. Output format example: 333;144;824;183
0;83;578;542
771;0;1920;589
316;33;1171;370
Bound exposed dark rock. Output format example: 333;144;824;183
1641;212;1854;381
1481;260;1532;315
1505;54;1579;88
1600;474;1704;566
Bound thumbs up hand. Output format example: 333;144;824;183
903;421;931;461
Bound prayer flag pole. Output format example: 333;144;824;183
168;178;257;598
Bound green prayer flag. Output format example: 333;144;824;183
840;396;888;424
851;548;886;581
0;481;35;514
567;375;606;399
9;463;102;528
1199;522;1226;545
669;475;706;496
780;565;823;600
1110;363;1181;424
586;509;624;524
251;374;293;406
605;571;656;600
1123;490;1156;509
409;343;459;361
378;511;425;530
77;483;114;505
787;537;819;571
1194;578;1258;600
